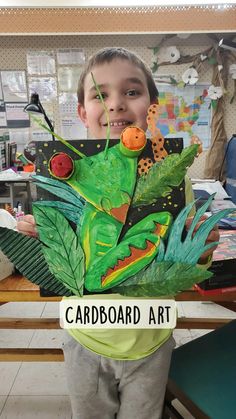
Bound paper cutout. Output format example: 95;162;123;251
207;85;223;100
0;106;232;297
182;68;199;85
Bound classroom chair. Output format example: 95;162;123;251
163;320;236;419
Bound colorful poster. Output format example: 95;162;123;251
154;81;212;149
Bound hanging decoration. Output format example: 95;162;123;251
207;84;223;109
157;46;181;64
182;67;199;85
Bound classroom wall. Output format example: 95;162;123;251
0;33;236;178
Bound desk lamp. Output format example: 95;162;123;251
24;93;55;141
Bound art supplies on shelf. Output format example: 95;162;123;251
14;203;25;222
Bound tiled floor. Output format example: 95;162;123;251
0;301;235;418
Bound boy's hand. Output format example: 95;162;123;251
17;214;38;238
185;215;219;264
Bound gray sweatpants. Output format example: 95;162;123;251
63;334;175;419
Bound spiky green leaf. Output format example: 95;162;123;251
163;195;232;265
33;205;85;296
133;144;198;206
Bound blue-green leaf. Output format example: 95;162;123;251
33;175;85;209
34;200;82;225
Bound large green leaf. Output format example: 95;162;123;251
0;227;72;296
33;205;85;296
33;175;85;209
114;261;213;297
132;144;198;206
35;201;82;226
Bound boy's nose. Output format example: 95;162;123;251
108;96;126;112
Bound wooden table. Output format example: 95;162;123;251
0;274;235;362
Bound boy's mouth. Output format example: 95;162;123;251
103;120;132;128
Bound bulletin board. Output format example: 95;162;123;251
0;33;236;179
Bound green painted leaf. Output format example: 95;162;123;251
33;205;85;296
33;175;85;209
133;144;198;206
34;200;82;225
114;261;212;297
0;227;72;296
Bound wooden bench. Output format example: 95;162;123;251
0;274;235;362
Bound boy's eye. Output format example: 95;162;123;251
95;92;107;100
126;89;139;97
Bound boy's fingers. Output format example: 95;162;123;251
21;214;36;226
16;215;38;237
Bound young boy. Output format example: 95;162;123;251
18;47;218;419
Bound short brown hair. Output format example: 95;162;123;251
77;47;158;105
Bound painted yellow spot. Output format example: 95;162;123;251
96;241;112;248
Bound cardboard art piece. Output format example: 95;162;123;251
0;105;232;297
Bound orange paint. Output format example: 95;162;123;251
110;203;130;224
101;240;155;286
121;126;146;150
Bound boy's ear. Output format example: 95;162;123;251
78;104;89;128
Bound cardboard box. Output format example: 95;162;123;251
0;250;14;281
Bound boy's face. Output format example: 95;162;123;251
78;58;152;139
